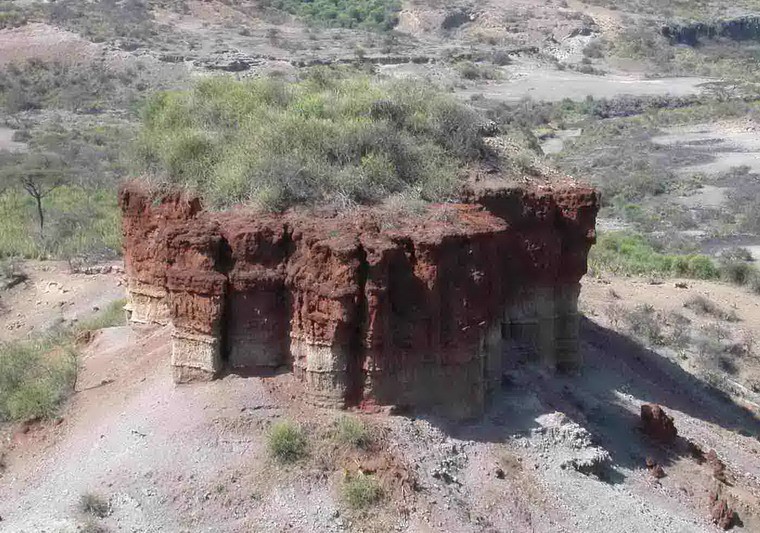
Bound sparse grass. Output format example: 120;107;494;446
684;295;739;322
133;74;489;211
0;56;188;114
268;420;308;463
0;258;25;289
341;473;383;509
79;518;110;533
334;415;371;448
582;0;760;22
624;304;663;345
76;299;127;332
666;311;692;349
0;300;126;422
0;335;77;422
79;492;111;518
1;59;120;113
0;1;30;29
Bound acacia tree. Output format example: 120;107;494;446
0;152;66;236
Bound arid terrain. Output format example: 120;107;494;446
2;0;760;532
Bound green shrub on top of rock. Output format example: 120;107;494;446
133;72;490;212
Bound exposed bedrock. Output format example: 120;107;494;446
663;16;760;46
119;181;599;417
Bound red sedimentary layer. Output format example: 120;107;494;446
119;180;599;417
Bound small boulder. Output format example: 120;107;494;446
640;404;677;444
706;449;728;483
644;456;665;479
687;440;705;463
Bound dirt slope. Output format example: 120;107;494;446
1;274;758;532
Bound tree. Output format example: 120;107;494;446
0;152;67;235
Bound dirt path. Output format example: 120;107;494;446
0;261;125;342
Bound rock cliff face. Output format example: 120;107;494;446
663;16;760;46
120;180;598;418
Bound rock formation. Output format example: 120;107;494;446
640;404;678;444
120;179;599;417
663;16;760;46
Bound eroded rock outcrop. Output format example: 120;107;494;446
120;180;598;417
641;404;678;444
663;16;760;46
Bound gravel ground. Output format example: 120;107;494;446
2;274;758;532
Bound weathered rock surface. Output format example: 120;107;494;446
663;16;760;46
119;180;598;417
711;495;737;530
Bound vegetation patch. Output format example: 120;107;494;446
0;334;77;422
0;1;30;29
589;232;718;279
79;492;111;518
0;300;126;422
624;304;664;345
268;419;308;463
133;73;489;211
684;295;739;322
341;473;383;509
261;0;401;31
334;415;371;448
0;186;121;260
78;299;127;332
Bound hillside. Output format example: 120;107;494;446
1;1;760;531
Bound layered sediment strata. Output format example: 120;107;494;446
119;180;598;417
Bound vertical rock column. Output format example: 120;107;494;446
554;187;600;370
165;222;228;383
504;286;556;365
119;184;204;328
287;236;365;408
168;269;227;382
554;283;582;371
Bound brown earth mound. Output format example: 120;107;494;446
119;180;598;417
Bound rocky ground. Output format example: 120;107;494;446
0;267;758;532
2;1;760;531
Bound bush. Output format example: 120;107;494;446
624;304;663;345
456;61;501;80
720;259;754;285
0;186;121;260
341;473;383;509
0;301;126;422
684;295;739;322
79;492;111;518
589;232;718;279
261;0;401;31
0;336;77;421
133;74;489;211
334;415;371;448
268;420;308;463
